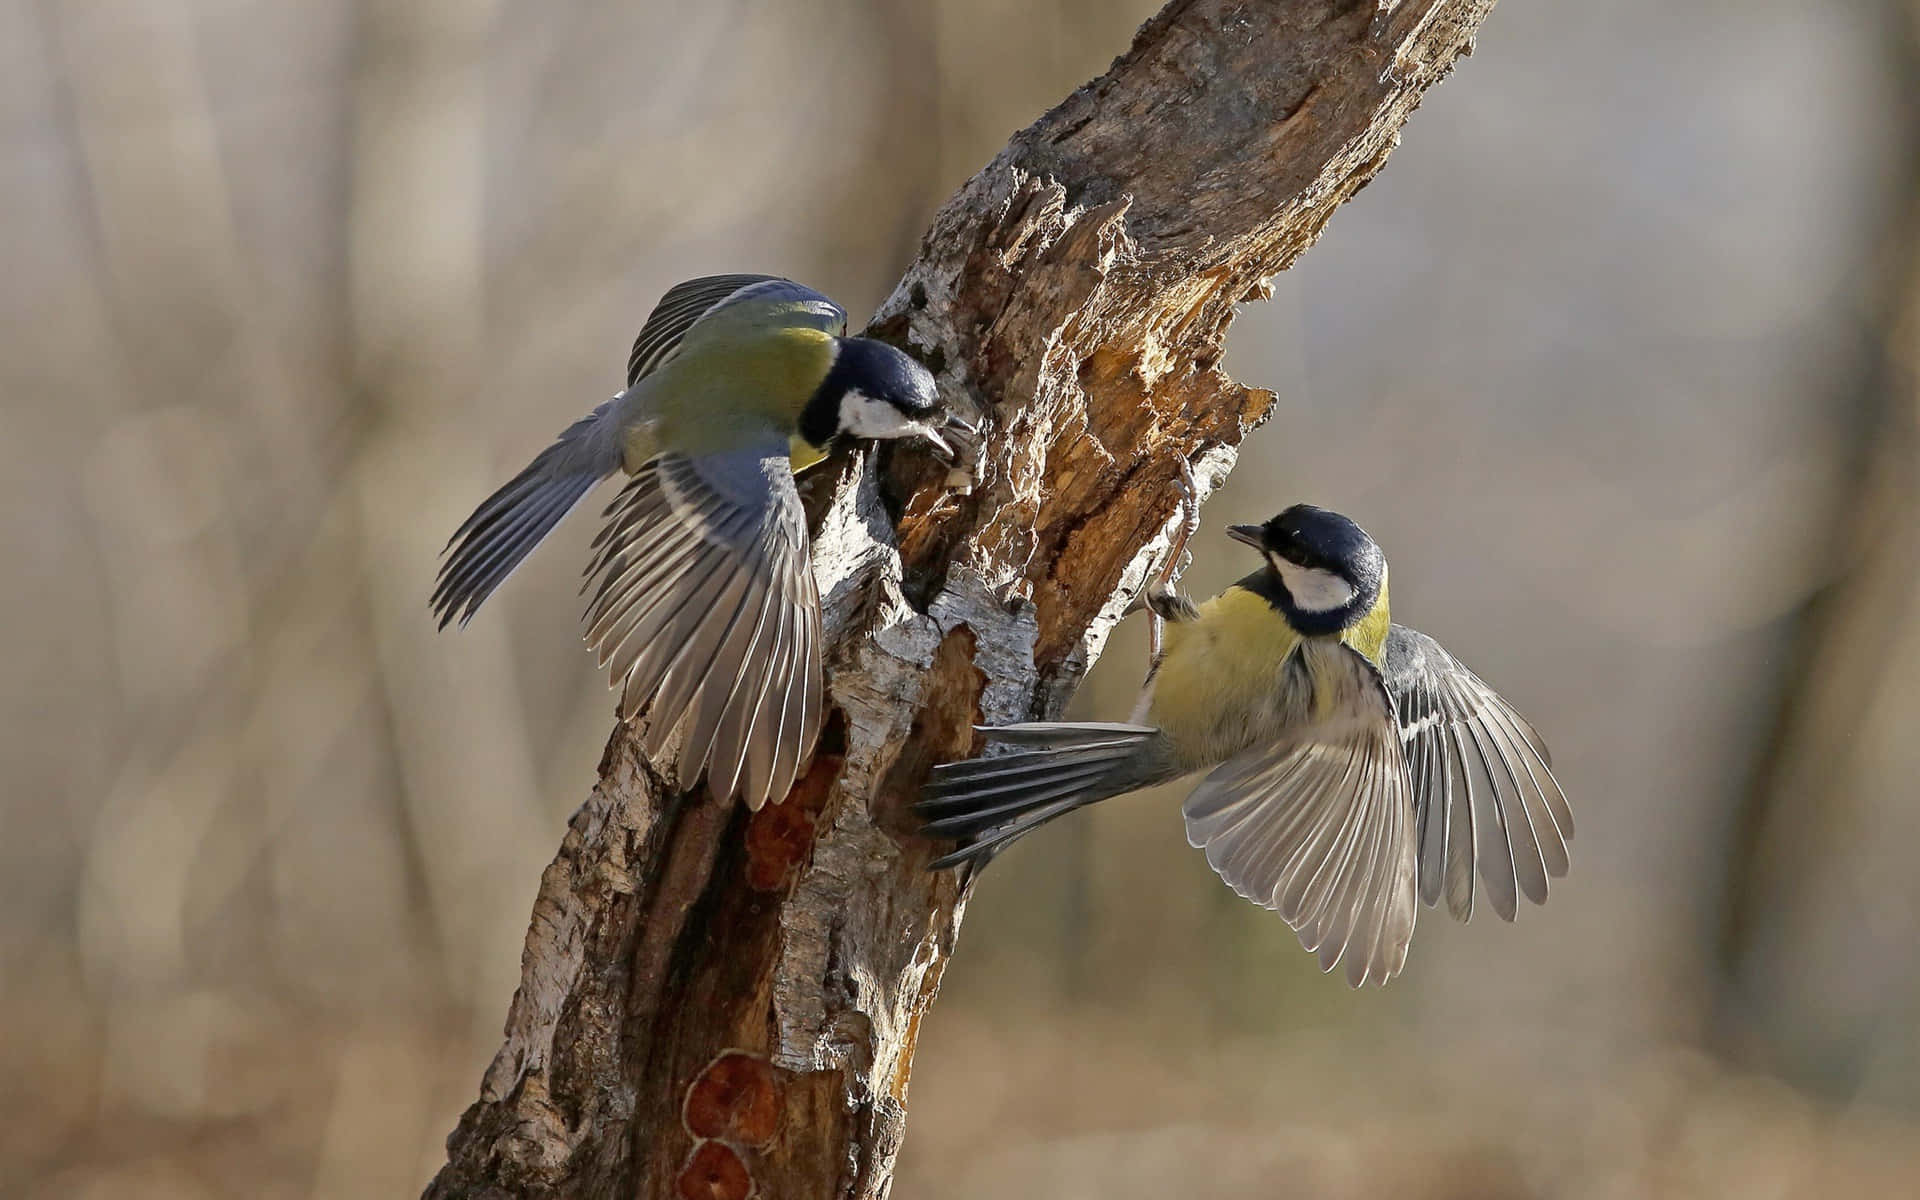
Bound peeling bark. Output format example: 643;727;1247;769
427;1;1498;1195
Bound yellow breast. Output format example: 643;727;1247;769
787;438;830;473
1150;588;1300;765
1343;573;1391;667
1147;577;1391;764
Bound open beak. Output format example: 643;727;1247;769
919;411;978;466
1226;524;1264;549
919;425;957;465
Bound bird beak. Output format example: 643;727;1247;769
1226;524;1264;549
919;426;958;465
943;412;978;437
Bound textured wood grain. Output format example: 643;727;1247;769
427;1;1498;1195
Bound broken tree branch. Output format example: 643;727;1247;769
426;1;1498;1195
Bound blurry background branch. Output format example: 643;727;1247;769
1710;0;1920;1099
426;1;1501;1195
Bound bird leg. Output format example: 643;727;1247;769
1142;455;1203;678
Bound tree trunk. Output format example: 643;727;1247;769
426;2;1498;1195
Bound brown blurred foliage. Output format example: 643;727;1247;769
4;0;1919;1196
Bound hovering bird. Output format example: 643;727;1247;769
919;504;1572;986
434;274;969;809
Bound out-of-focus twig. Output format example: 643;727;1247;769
1710;0;1920;1093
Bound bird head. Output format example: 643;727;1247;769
803;337;973;462
1227;504;1385;636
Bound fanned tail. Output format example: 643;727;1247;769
917;723;1175;871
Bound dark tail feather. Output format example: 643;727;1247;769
944;721;1160;749
917;723;1169;872
433;458;604;629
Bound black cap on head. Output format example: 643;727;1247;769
800;337;939;447
831;338;937;413
1231;504;1385;635
1262;505;1381;577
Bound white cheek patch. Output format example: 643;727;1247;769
1271;556;1357;613
842;391;923;440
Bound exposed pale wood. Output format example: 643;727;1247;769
427;1;1498;1194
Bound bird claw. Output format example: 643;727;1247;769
1141;455;1204;676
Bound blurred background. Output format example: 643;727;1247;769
5;0;1918;1195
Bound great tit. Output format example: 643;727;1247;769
919;504;1572;986
433;274;969;809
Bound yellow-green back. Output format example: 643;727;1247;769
638;325;839;461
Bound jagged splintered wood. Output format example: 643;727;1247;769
426;2;1498;1195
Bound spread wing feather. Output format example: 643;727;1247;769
1182;646;1418;987
1383;624;1572;923
582;438;821;808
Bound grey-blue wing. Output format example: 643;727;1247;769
1382;624;1572;923
626;275;847;387
581;435;821;809
433;399;621;628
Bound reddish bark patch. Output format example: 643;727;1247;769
683;1051;782;1148
788;749;843;815
675;1139;753;1200
743;801;817;892
743;753;841;891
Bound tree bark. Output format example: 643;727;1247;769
427;2;1498;1195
